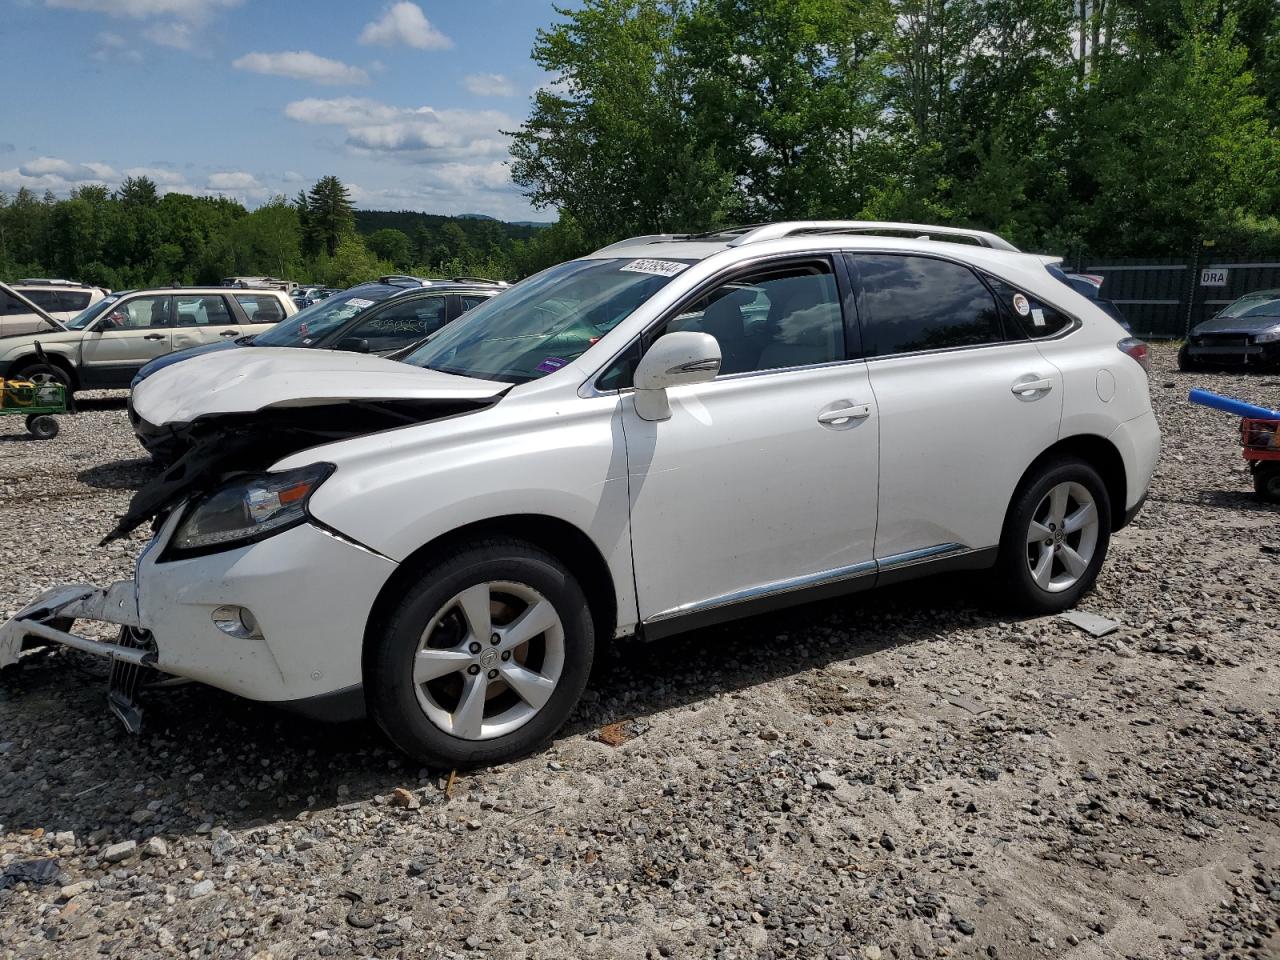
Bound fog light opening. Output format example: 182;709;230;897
212;605;263;639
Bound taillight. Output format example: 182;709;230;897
1117;337;1150;372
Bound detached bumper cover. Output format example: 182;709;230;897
0;581;148;670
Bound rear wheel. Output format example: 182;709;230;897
366;539;594;767
997;458;1112;613
1254;463;1280;504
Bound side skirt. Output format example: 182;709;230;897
640;545;998;642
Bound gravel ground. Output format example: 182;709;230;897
1;344;1278;960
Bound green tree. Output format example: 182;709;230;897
305;175;355;258
367;228;413;268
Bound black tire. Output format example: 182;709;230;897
1177;346;1199;372
25;415;58;440
12;361;72;393
996;457;1112;614
1254;463;1280;504
366;539;594;767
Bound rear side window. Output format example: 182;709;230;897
986;277;1073;338
58;291;92;311
235;294;286;323
460;294;491;312
20;289;61;311
851;254;1003;356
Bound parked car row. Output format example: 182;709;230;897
1;220;1161;771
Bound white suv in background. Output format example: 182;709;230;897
5;280;107;332
2;221;1160;768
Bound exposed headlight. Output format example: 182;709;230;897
168;463;333;555
1255;325;1280;343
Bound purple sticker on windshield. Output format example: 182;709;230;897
536;357;568;373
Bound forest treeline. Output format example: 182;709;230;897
4;0;1280;291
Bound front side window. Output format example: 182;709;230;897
172;294;235;327
460;294;492;312
852;254;1002;356
254;284;402;347
403;258;691;384
104;295;171;330
344;295;447;352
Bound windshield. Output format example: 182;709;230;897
67;295;121;329
402;258;691;383
1220;294;1280;320
254;284;402;346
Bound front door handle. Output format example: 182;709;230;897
219;329;239;337
817;403;872;426
1011;376;1053;397
143;333;165;341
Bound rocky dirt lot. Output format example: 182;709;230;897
1;344;1278;960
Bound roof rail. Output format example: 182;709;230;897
725;221;1020;252
590;234;684;254
450;276;510;286
379;274;431;286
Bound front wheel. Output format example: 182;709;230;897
12;362;72;392
997;458;1112;613
1255;463;1280;504
1177;346;1199;372
366;539;594;767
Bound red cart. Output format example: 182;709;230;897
1242;418;1280;503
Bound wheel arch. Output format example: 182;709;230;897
1016;433;1129;531
361;513;619;673
9;351;80;390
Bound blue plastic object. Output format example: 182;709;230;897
1188;389;1280;420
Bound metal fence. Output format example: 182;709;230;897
1067;251;1280;340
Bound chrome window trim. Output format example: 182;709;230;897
642;543;972;625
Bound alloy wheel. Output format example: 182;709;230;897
1025;481;1100;593
412;580;565;740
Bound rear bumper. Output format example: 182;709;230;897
1108;410;1161;525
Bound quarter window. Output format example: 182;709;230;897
852;254;1003;356
985;277;1073;338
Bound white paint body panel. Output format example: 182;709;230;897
622;363;879;620
866;341;1063;558
131;346;506;425
7;231;1160;708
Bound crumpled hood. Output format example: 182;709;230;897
131;346;508;427
1195;313;1280;335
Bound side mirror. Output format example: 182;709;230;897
336;337;371;354
632;331;721;421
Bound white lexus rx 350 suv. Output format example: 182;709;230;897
1;222;1161;766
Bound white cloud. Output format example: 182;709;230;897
464;73;514;97
284;97;513;162
45;0;240;19
233;51;369;85
358;2;451;50
123;166;187;186
143;21;194;48
207;171;260;190
91;30;142;62
19;157;117;181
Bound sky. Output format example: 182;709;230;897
2;0;570;221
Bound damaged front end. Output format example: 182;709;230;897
3;381;505;731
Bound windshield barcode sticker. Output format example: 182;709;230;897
620;259;688;278
347;298;375;309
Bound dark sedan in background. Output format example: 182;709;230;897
1180;289;1280;370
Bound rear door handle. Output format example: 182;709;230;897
1011;376;1053;397
817;403;872;425
143;333;165;341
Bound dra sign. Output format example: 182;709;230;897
1200;268;1229;286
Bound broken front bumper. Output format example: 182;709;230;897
0;581;152;671
2;518;399;708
